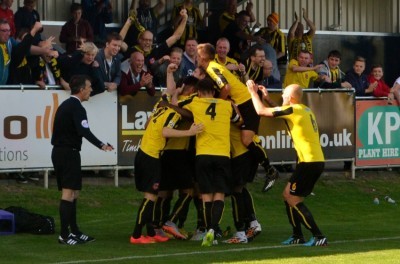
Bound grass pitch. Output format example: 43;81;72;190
0;168;399;264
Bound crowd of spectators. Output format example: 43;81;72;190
1;0;398;96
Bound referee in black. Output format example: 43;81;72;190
51;75;114;245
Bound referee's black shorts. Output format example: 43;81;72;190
51;147;82;191
289;162;325;197
238;99;261;133
134;149;161;194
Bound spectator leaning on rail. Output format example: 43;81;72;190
59;42;105;96
32;37;69;90
94;32;122;93
118;51;155;97
368;64;400;106
315;50;352;89
0;19;58;85
344;56;377;96
8;22;41;85
283;50;322;88
367;64;392;101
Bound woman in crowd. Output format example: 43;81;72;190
60;42;105;96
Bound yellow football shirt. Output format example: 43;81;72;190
272;104;324;162
283;59;318;88
140;107;182;158
214;55;241;79
164;94;193;150
230;124;248;158
183;96;233;157
206;60;251;105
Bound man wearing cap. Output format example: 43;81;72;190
253;12;283;81
256;12;286;61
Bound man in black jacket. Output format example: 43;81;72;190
51;75;113;245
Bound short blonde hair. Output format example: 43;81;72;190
354;56;366;64
80;42;99;55
197;43;215;61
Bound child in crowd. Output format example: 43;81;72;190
367;64;391;103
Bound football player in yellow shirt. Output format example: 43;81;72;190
246;81;328;247
183;78;241;246
197;43;279;193
129;94;203;244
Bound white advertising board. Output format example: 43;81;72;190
0;90;118;169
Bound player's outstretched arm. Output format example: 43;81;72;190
246;80;274;117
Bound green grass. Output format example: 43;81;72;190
0;170;399;264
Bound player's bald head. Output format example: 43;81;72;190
286;84;303;102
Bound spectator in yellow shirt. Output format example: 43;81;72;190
283;50;321;88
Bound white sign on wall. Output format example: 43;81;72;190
0;90;118;169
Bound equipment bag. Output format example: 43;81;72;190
4;206;55;235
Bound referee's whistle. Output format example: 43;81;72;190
107;143;114;150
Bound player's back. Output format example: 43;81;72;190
184;96;232;157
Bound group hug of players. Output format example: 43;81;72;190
129;42;281;245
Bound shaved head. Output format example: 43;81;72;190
288;84;303;100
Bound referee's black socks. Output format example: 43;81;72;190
59;199;73;238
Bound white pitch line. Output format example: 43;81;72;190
50;236;400;264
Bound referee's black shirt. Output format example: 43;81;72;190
51;97;103;151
